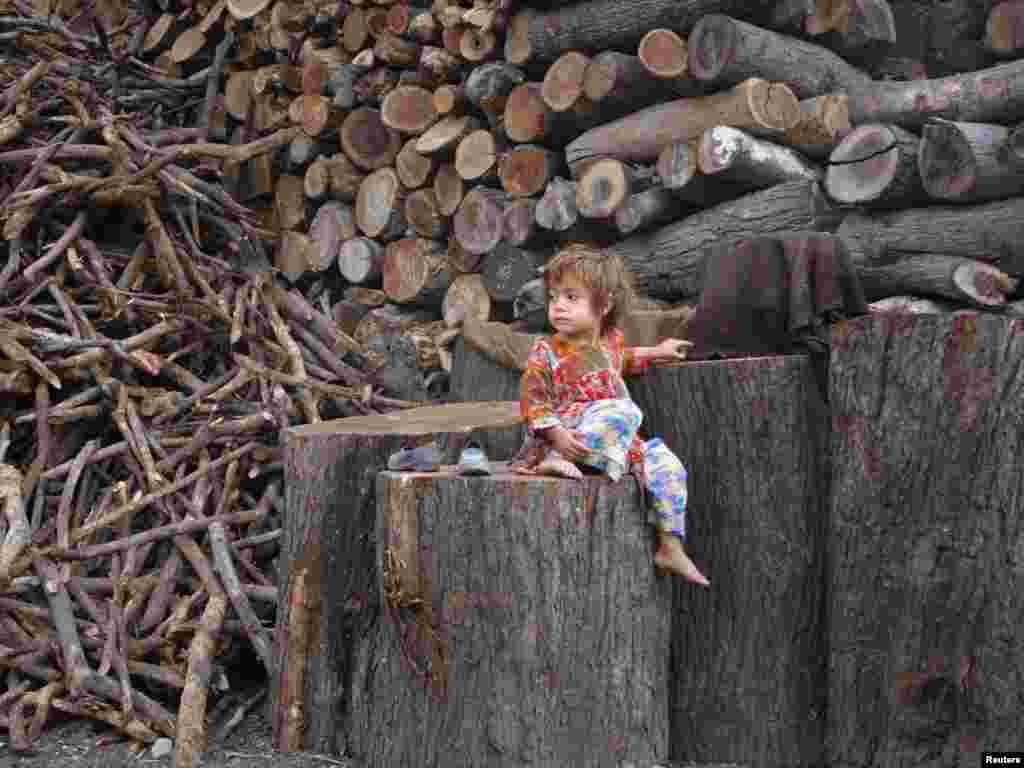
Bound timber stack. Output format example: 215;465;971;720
3;0;1024;761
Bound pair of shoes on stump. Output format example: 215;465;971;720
457;440;491;476
386;441;492;475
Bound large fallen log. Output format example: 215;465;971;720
917;118;1024;203
607;180;839;300
853;254;1018;308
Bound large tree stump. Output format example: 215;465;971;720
826;313;1024;767
272;402;524;755
344;468;672;768
628;355;830;767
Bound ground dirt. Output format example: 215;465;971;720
0;701;354;768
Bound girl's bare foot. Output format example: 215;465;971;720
536;451;583;479
655;533;710;587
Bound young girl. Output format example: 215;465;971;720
511;243;710;587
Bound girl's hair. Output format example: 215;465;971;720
541;242;636;333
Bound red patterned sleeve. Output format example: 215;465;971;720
520;338;561;435
615;328;652;376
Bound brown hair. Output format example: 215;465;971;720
541;242;635;333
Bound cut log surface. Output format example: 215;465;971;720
845;58;1024;130
433;162;466;216
535;177;579;231
638;28;689;79
987;0;1024;56
541;51;592;112
657;140;765;206
453;187;508;255
481;243;549;303
278;402;525;752
383;237;454;305
308;202;357;272
778;94;851;160
504;0;752;69
347;469;671;766
824;123;925;207
687;15;872;98
628;356;828;768
699;125;822;188
502;197;545;247
340;108;403;171
827;313;1024;768
576;158;651;219
416;114;482;155
453;129;501;181
338;236;386;285
837;199;1024;276
396;137;437;189
607;180;837;300
499;144;562;198
464;62;526;125
917;119;1024;203
442;273;492;327
583;51;703;121
854;253;1018;307
356;167;407;240
564;78;799;166
404;188;448;239
381;85;439;134
503;82;599;146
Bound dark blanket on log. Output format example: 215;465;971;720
685;233;868;398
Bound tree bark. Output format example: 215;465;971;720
607;180;838;300
613;186;693;236
824;123;925;207
854;253;1018;308
687;14;872;97
453;187;509;256
628;355;828;768
480;243;550;303
836;200;1024;276
564;78;800;166
917;119;1024;203
504;0;755;69
383;237;454;306
345;469;672;767
656;140;744;206
338;236;386;285
464;62;526;127
818;0;897;63
844;58;1024;130
826;312;1024;768
699;126;821;188
274;402;526;754
583;51;704;122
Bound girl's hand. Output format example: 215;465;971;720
654;338;694;363
547;426;589;462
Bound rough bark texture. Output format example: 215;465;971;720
274;402;525;755
699;125;822;187
583;51;704;119
345;469;672;768
853;254;1018;308
836;200;1024;276
607;181;838;300
826;313;1024;768
628;356;829;767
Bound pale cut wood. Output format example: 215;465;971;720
170;26;209;65
576;158;654;219
464;61;526;126
564;78;800;166
421;46;466;86
432;84;465;115
583;50;703;123
499;144;562;198
447;237;482;273
541;51;591;112
343;7;371;52
225;70;254;120
338;237;386;284
687;14;871;98
143;13;180;55
454;129;503;182
460;28;498;61
381;85;438;134
503;82;603;146
453;187;508;255
433;161;465;215
415;114;483;154
307;202;357;272
340;108;403;170
825;123;924;207
383;237;455;305
442;274;492;327
404;188;448;239
699;126;822;189
276;231;315;283
226;0;272;20
374;31;422;68
918;119;1024;203
356;167;407;240
638;28;688;78
986;0;1024;56
396;138;437;189
275;175;307;231
776;94;851;160
252;64;303;96
301;95;345;137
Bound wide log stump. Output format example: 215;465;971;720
826;313;1024;767
272;402;523;755
629;355;830;768
345;467;672;768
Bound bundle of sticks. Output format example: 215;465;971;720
0;2;423;764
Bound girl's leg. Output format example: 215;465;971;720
641;439;709;586
570;399;642;481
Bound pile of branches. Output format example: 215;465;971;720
0;3;420;764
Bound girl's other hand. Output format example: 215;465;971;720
654;337;694;363
547;425;589;462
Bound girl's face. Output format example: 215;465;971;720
547;274;605;343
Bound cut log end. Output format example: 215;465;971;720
576;158;631;219
504;10;533;65
381;85;438;135
987;0;1024;56
917;121;978;200
338;237;385;284
541;51;591;112
454;129;500;181
686;14;737;82
356;167;406;239
453;187;506;255
638;29;689;79
503;84;548;144
499;145;560;198
825;123;905;204
340;108;403;171
434;162;465;216
656;141;698;190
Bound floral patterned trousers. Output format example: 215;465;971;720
569;398;689;541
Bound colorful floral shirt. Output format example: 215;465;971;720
515;328;652;470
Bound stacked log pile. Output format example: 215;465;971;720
4;0;1024;761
